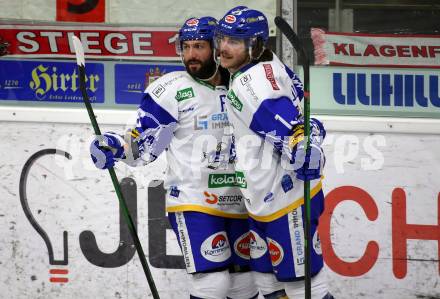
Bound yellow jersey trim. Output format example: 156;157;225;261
248;179;323;222
166;205;248;219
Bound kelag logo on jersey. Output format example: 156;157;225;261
200;232;231;262
235;171;247;188
227;90;243;111
208;172;247;188
176;87;195;102
194;112;229;130
208;173;237;188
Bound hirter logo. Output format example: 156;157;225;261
234;232;250;259
225;15;236;24
267;238;284;266
186;18;199;26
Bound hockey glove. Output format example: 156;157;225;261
289;118;326;181
90;132;125;169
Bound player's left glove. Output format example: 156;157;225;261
89;132;125;169
290;118;326;181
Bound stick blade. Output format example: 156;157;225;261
274;16;301;53
71;35;85;67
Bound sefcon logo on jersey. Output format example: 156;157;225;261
204;191;219;204
201;232;231;262
249;230;267;259
234;232;250;260
267;237;284;267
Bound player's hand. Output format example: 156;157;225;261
290;118;326;181
89;132;125;169
292;143;325;181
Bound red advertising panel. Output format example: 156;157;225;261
0;23;179;61
57;0;105;23
311;28;440;68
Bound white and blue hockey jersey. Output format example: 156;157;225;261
224;54;323;221
124;71;247;218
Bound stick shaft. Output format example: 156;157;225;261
275;16;312;299
77;61;160;299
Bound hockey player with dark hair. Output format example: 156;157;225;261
215;6;334;299
89;16;258;299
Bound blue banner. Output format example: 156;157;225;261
0;60;104;103
310;66;440;117
114;63;184;105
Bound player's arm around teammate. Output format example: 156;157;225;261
89;16;259;299
215;6;334;299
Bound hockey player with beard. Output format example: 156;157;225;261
89;17;259;299
215;6;334;299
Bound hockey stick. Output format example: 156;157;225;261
71;36;160;299
274;16;312;299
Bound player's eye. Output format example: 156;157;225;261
194;43;205;49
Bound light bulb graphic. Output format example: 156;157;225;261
19;148;70;283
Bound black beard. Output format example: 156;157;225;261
184;57;217;80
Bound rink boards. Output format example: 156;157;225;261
0;112;439;299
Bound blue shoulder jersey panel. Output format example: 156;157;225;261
249;96;301;152
137;93;178;129
284;65;304;100
131;93;178;162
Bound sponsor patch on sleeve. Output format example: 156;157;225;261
152;84;165;98
263;64;280;90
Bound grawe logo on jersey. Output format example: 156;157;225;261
267;238;284;266
176;87;195;102
200;232;231;262
234;232;250;260
204;191;218;204
249;230;267;259
227;90;243;111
